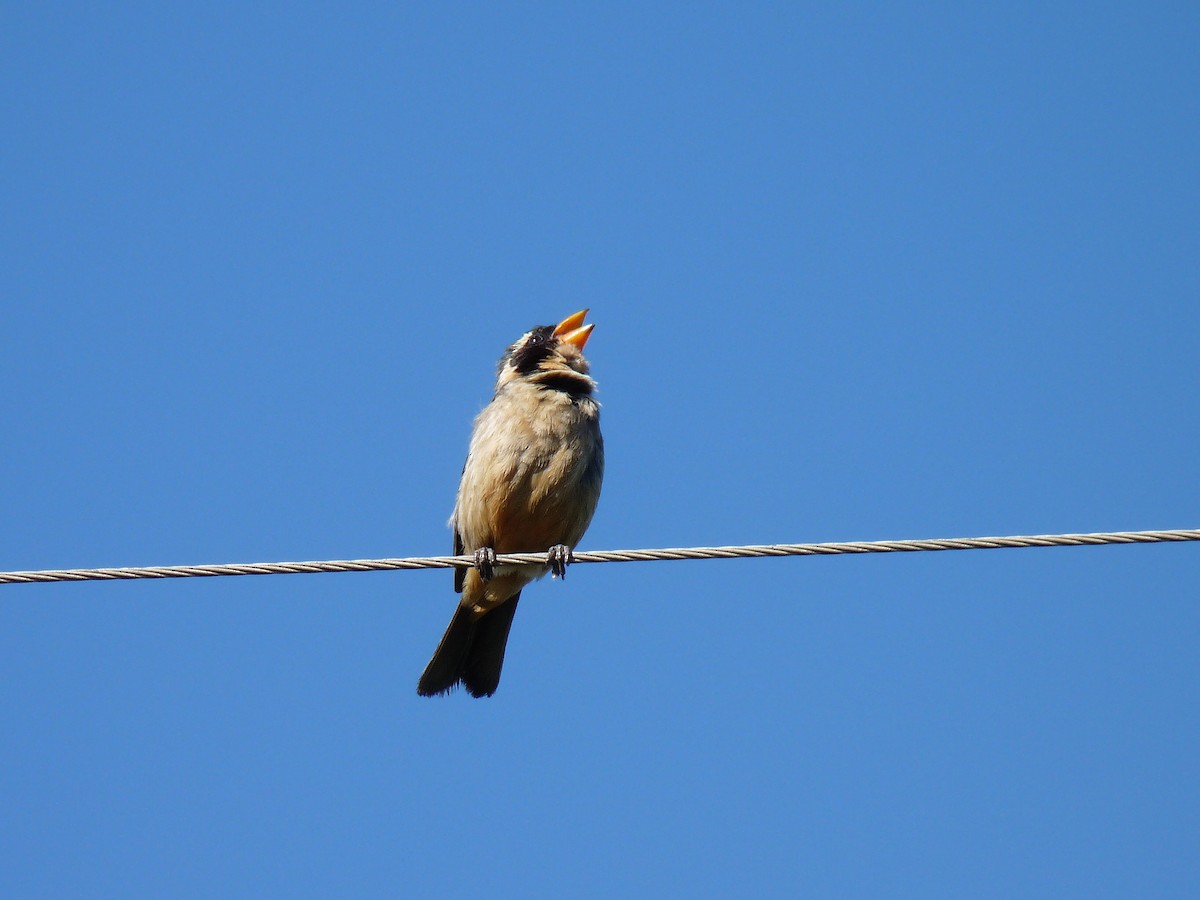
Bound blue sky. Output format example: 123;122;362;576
2;3;1198;896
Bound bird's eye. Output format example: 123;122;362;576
509;326;557;374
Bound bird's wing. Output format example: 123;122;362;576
453;527;465;594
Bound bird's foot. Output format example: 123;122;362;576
474;547;496;581
548;544;572;580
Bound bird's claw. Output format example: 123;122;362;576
474;547;496;581
548;544;572;580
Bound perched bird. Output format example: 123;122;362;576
417;309;604;698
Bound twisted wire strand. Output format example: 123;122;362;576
1;528;1197;585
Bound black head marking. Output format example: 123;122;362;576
506;324;556;375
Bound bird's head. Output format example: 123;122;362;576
496;309;596;394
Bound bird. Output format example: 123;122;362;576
417;309;604;698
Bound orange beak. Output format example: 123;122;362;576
553;309;595;350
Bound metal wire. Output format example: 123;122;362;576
1;528;1196;585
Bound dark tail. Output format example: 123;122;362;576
416;593;521;698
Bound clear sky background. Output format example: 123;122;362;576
2;3;1198;896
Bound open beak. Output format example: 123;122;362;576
553;309;595;350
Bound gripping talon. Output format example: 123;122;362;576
548;544;572;580
474;547;496;581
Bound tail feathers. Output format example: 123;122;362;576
463;593;520;698
416;593;521;698
416;604;476;697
